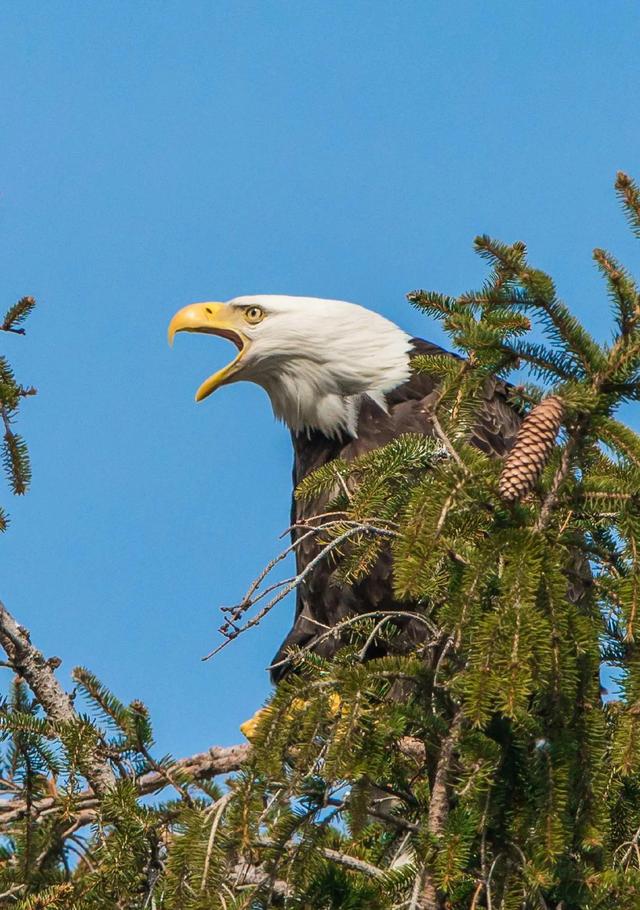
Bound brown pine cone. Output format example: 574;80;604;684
499;395;565;502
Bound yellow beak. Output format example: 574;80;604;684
168;302;249;402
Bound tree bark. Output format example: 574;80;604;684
418;710;463;910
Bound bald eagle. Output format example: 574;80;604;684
168;296;521;679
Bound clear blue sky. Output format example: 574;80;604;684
0;2;638;757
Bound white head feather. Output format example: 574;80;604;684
229;295;412;438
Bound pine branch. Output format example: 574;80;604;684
1;406;31;495
616;171;640;239
0;600;116;796
1;297;35;335
593;248;640;336
0;295;35;520
0;742;250;829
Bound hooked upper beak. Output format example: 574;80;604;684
168;302;249;401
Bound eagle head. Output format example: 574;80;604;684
168;295;412;438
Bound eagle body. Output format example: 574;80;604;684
274;338;521;679
168;296;521;679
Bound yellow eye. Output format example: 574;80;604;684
244;305;264;325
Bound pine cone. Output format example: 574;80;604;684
499;395;565;502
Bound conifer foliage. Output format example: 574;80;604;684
0;296;35;518
3;176;640;908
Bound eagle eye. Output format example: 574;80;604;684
244;305;264;325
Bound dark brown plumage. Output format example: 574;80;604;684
270;339;522;680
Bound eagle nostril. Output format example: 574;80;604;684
205;307;213;315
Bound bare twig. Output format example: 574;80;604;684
200;792;233;892
267;610;439;674
367;802;420;833
136;740;194;807
335;470;353;502
430;412;465;469
204;521;399;660
278;511;357;538
485;852;503;910
0;883;25;900
221;527;320;624
316;845;385;878
618;822;640;868
534;438;576;532
258;839;385;879
357;616;394;660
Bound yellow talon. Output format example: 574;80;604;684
240;693;342;741
240;706;269;741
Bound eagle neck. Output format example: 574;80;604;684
291;427;345;487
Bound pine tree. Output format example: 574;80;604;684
2;175;640;908
0;296;35;519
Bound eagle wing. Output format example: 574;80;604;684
270;339;521;680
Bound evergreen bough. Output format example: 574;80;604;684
2;175;640;908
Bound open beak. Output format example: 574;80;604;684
168;302;249;401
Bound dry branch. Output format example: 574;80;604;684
0;742;251;829
205;517;399;660
258;840;385;879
